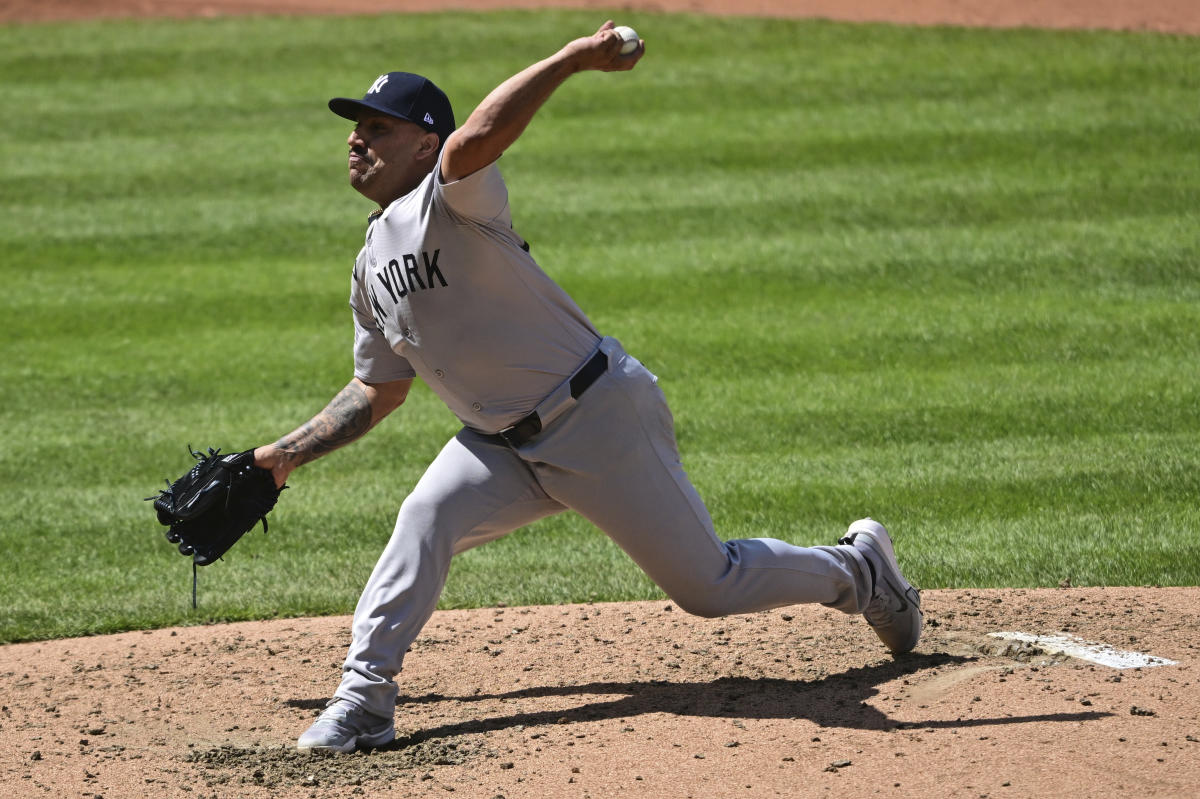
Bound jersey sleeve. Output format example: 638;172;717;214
349;252;417;383
435;153;512;225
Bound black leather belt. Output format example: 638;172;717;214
498;349;608;448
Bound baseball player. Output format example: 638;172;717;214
251;21;922;753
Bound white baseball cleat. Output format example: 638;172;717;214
839;518;923;654
296;698;395;753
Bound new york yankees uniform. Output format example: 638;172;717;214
334;150;879;719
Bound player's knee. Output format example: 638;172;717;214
395;493;441;530
668;593;730;619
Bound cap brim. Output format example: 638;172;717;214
328;96;423;126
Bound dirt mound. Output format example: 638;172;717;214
2;589;1197;798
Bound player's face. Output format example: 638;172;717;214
346;113;436;205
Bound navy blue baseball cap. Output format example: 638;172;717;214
329;72;456;148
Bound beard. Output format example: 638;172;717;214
348;152;386;198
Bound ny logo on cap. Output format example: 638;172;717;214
367;74;390;95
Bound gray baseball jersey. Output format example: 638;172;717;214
350;153;600;432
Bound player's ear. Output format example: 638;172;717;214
416;131;440;161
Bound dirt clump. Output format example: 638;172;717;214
188;735;491;790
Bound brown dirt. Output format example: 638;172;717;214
3;590;1198;798
3;0;1200;34
3;3;1199;799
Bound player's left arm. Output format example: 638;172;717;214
440;20;643;183
252;377;411;488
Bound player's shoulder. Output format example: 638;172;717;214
434;158;510;225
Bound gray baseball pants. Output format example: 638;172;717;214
335;337;874;718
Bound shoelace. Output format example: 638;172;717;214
319;700;353;721
310;711;351;732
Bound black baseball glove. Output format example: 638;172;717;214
149;446;284;567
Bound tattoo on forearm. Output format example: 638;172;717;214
273;382;373;468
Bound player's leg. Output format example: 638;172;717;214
523;342;919;649
300;428;563;750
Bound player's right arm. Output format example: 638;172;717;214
253;376;411;488
440;20;643;183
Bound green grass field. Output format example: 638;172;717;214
1;10;1197;643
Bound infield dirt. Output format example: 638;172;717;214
3;0;1200;34
2;589;1198;798
2;2;1199;798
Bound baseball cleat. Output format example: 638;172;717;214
839;518;922;654
296;698;395;753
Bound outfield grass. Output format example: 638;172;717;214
1;11;1197;643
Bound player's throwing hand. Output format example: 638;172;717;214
565;20;645;72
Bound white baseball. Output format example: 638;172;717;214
612;25;640;55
